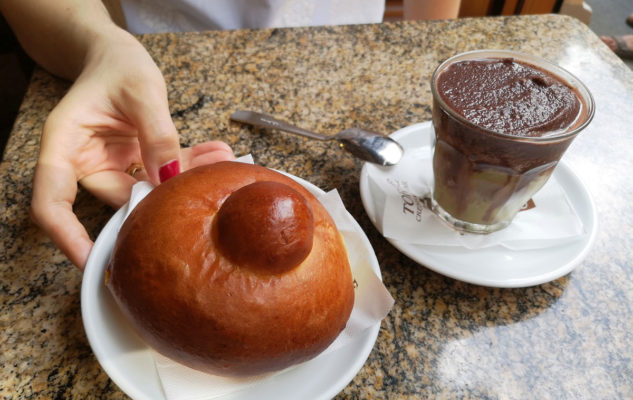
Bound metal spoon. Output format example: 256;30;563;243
230;110;403;166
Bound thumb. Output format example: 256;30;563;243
118;78;181;184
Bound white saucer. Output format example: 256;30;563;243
360;122;598;288
81;174;382;400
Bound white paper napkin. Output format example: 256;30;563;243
121;156;394;400
364;126;586;251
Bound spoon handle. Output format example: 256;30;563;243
230;110;329;141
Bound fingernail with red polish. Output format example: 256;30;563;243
159;159;180;183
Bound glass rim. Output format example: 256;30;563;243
431;49;596;143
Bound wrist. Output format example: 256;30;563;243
81;23;148;77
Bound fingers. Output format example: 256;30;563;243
115;68;181;185
189;140;234;157
82;140;233;203
30;161;93;270
183;141;235;170
79;170;138;208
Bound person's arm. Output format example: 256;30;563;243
0;0;116;80
0;0;234;269
403;0;462;20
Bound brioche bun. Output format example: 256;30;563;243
106;161;354;376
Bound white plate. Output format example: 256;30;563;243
81;173;382;400
360;123;598;288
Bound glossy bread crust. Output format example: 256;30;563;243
106;161;354;376
216;180;315;274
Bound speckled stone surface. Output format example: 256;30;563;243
2;15;633;399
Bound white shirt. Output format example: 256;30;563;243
120;0;385;34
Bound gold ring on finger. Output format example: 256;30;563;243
126;163;144;177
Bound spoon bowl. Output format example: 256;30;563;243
230;110;403;166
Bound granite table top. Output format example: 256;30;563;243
2;14;633;399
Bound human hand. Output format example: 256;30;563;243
30;28;234;270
